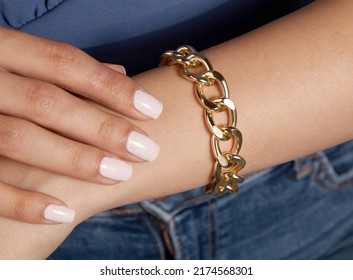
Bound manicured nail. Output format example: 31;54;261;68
44;204;75;223
116;65;126;75
99;157;132;182
134;89;163;119
127;131;160;162
105;63;126;75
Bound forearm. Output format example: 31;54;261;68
2;0;353;259
99;0;353;209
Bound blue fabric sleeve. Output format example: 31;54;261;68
0;0;314;75
0;0;228;48
0;0;65;29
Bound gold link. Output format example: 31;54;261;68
182;70;211;85
212;136;230;167
196;88;223;111
176;45;197;55
205;161;240;194
224;153;246;182
205;99;237;139
211;127;243;167
195;71;230;111
222;127;243;153
160;45;246;195
180;55;213;84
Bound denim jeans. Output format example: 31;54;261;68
49;140;353;259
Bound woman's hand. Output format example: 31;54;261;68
0;27;163;224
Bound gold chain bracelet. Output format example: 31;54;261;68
160;45;246;194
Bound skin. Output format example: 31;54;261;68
0;27;163;223
1;0;353;259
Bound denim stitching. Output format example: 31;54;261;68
337;178;353;190
213;198;220;259
318;155;336;182
141;214;166;260
207;200;213;259
314;153;343;190
314;159;334;190
16;0;67;30
295;156;314;179
109;208;143;215
312;145;353;190
169;194;210;214
169;219;185;259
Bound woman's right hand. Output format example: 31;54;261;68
0;27;163;224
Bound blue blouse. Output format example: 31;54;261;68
0;0;313;74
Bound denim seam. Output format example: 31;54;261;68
169;219;185;259
213;198;220;259
316;149;353;189
242;164;281;185
295;156;314;179
314;154;340;190
153;194;210;216
337;178;353;190
140;201;172;223
321;150;353;184
319;153;337;180
16;0;67;30
207;200;213;259
141;215;166;260
173;194;209;211
110;208;144;215
340;169;353;183
315;161;333;190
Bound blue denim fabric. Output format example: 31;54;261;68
49;140;353;259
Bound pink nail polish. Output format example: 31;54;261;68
133;90;163;119
127;131;160;161
99;157;132;182
44;205;75;223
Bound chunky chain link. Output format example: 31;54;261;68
160;45;246;194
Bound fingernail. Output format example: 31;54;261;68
105;63;126;75
99;157;132;182
117;65;126;75
127;131;160;162
134;89;163;119
44;204;75;223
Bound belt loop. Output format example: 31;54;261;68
293;154;315;180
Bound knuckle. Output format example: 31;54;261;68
70;148;91;174
24;83;58;119
88;68;135;104
97;116;126;146
13;195;34;220
45;42;80;77
106;75;135;105
0;119;27;153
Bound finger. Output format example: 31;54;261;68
0;180;75;224
0;27;163;120
0;71;160;162
0;115;133;184
0;156;52;188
